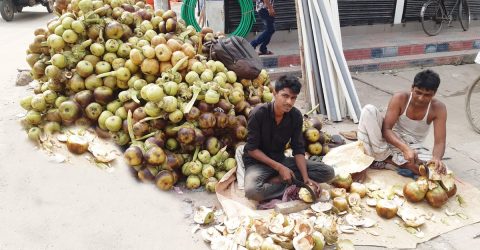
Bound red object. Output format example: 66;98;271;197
146;0;154;8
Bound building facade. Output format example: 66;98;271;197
224;0;480;32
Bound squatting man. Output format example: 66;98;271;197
241;75;335;202
358;69;447;176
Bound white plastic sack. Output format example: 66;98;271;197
234;144;246;190
475;51;480;64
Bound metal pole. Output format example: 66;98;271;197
300;0;327;115
295;0;311;110
314;0;362;122
308;0;341;121
328;0;347;118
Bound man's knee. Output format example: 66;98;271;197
362;104;378;115
322;164;335;181
244;169;264;201
359;104;380;126
325;165;335;182
308;162;335;182
245;185;263;201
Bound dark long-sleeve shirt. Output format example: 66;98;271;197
242;102;305;167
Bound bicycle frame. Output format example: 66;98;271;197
438;0;462;22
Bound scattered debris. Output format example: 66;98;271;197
48;153;67;163
457;213;469;220
274;200;311;214
456;195;466;207
88;141;120;163
16;71;33;86
193;206;215;225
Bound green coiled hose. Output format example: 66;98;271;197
181;0;255;37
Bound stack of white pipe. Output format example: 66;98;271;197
296;0;362;123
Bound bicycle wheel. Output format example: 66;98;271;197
459;0;470;31
421;0;445;36
466;76;480;133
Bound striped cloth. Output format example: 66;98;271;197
357;104;432;166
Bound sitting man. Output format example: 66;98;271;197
243;75;335;202
357;69;447;175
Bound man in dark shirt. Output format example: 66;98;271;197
243;75;334;202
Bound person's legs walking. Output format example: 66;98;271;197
258;13;275;54
244;163;288;201
251;8;275;53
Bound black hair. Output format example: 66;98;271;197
413;69;440;91
275;74;302;94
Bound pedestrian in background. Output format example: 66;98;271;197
250;0;275;56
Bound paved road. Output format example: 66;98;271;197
0;6;213;250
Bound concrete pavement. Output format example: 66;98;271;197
341;65;480;249
1;6;480;249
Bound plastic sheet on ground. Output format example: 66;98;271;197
341;169;480;248
216;167;270;219
322;141;374;175
216;142;480;248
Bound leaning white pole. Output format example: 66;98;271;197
309;0;341;121
394;0;406;24
302;0;329;115
322;38;343;120
328;0;347;118
295;0;310;110
329;0;342;48
319;16;353;122
297;0;318;111
315;0;362;121
313;0;360;122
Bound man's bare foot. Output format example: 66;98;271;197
404;163;421;175
369;161;387;169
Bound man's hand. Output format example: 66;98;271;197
277;165;294;183
428;158;447;174
267;6;275;16
304;177;321;194
403;148;418;165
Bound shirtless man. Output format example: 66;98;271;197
357;69;447;175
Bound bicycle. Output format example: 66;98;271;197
465;52;480;133
420;0;470;36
